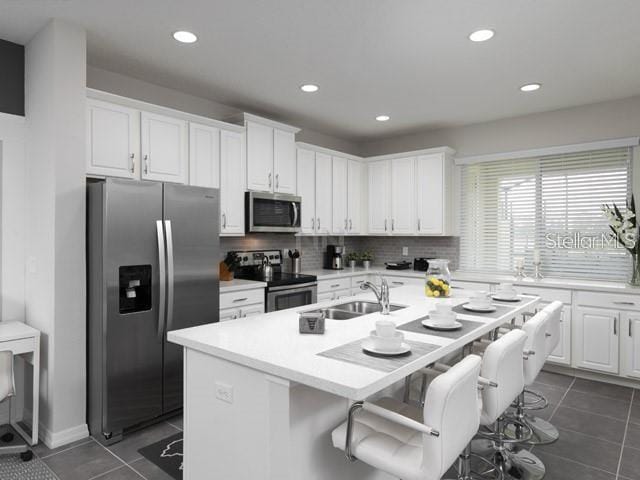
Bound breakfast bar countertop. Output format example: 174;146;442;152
169;285;539;400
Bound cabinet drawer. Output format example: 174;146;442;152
514;286;571;304
451;281;491;292
387;276;423;288
318;278;351;293
350;275;369;290
220;288;264;309
574;291;640;310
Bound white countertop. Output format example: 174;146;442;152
169;285;538;399
219;278;267;293
303;266;640;295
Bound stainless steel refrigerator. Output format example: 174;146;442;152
87;178;219;444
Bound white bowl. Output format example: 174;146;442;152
369;331;404;352
429;312;457;327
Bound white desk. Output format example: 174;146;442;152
0;321;40;446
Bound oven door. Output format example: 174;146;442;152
247;192;302;233
266;282;318;312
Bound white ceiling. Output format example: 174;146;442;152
2;0;640;142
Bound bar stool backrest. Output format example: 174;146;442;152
522;310;549;386
422;354;482;479
542;301;563;357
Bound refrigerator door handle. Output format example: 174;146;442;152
156;220;167;340
165;220;175;333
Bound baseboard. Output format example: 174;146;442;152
22;409;90;449
543;364;640;389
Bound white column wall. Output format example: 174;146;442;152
25;19;88;448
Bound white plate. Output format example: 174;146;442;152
492;294;520;302
463;303;497;313
361;339;411;356
421;319;462;331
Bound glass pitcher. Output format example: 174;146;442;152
425;259;451;298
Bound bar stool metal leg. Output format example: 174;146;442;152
507;391;559;445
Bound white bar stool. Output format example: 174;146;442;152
332;355;482;480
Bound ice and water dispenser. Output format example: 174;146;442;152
118;265;152;314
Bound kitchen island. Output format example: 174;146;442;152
168;285;539;480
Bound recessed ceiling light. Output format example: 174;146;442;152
520;83;542;92
469;29;495;42
300;84;319;93
173;31;198;44
376;115;390;122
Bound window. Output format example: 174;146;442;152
459;147;632;281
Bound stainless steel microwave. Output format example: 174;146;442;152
245;191;302;233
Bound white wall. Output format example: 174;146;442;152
361;95;640;158
25;19;88;448
87;65;361;156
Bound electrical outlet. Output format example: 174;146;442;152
402;247;409;256
215;382;233;404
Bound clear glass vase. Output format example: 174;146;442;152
630;254;640;287
425;259;451;298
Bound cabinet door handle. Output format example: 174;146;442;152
331;284;341;288
317;218;321;230
614;316;618;336
144;154;149;174
233;297;248;303
392;281;405;285
311;217;315;230
268;172;272;188
418;218;421;231
392;219;395;231
275;173;279;189
384;219;388;231
129;153;135;173
630;320;633;337
614;301;635;306
349;219;353;231
344;219;348;230
222;213;227;229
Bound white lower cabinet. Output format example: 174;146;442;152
219;288;265;321
317;291;335;302
546;305;572;366
621;312;640;379
573;306;619;374
387;277;423;289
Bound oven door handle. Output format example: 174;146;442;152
267;282;317;293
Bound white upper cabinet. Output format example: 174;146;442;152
241;114;300;194
390;157;416;235
273;129;296;194
296;148;317;234
189;122;220;188
86;99;139;179
347;160;362;234
220;130;246;235
140;111;188;184
246;120;274;192
315;152;333;235
416;153;450;235
332;156;349;234
368;161;391;234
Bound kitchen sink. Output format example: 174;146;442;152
331;300;406;315
302;301;407;321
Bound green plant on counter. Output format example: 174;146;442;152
346;252;360;263
223;252;242;272
360;251;373;262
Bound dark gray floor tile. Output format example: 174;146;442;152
550;406;626;444
165;415;182;431
534;427;621;473
33;437;94;459
537;370;575;389
630;393;640;425
129;457;175;480
533;402;556;422
529;382;568;406
534;451;617;480
106;422;180;464
562;389;630;420
43;440;123;480
92;465;144;479
571;377;633;401
619;445;640;479
625;422;640;450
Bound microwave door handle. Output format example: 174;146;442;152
292;202;298;227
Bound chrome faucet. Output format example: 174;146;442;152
360;277;390;315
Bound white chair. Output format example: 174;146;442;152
332;355;482;480
0;350;32;461
508;301;562;446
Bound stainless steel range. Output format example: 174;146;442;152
231;250;317;312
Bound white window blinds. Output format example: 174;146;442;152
459;147;632;281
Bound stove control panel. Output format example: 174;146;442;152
232;250;282;267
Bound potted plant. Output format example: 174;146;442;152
361;251;373;270
220;252;241;281
346;252;359;269
602;195;639;285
